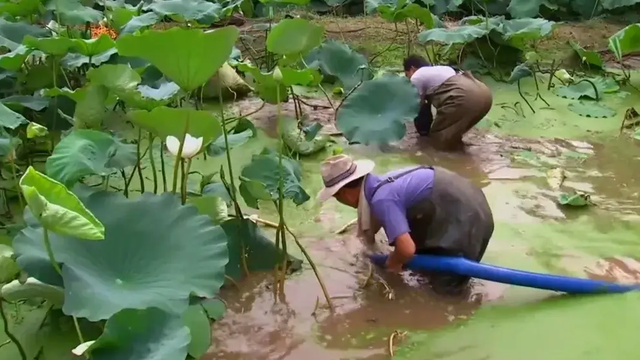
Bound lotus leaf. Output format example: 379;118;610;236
266;18;324;56
1;277;65;308
182;304;211;358
569;40;603;68
305;40;373;91
120;12;161;35
0;18;49;50
14;190;229;321
0;102;28;129
0;244;19;282
239;148;310;207
221;218;303;280
83;308;190;360
201;297;226;320
558;191;591;206
608;24;640;60
46;0;103;26
554;78;618;100
601;0;640;9
0;0;43;18
367;0;435;27
0;45;33;71
500;18;555;49
237;62;320;103
145;0;223;24
418;25;490;44
280;117;330;155
46;129;137;188
0;128;21;159
1;95;49;111
568;101;616;118
18;166;105;240
336;75;420;145
117;26;239;91
87;64;141;92
207;118;256;156
129;107;222;146
23;35;75;56
188;195;229;225
70;35;116;57
61;48;118;69
507;0;544;18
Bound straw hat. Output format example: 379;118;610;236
317;154;375;202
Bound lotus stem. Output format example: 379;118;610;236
181;158;192;205
285;225;334;312
136;127;144;193
300;57;335;110
171;120;189;194
160;140;167;192
43;228;63;276
8;157;24;212
72;316;89;359
0;300;27;360
275;84;289;298
148;134;158;194
517;79;535;114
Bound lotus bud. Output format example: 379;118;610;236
165;134;203;159
26;122;48;139
555;69;573;83
273;66;283;83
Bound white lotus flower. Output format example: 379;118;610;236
166;134;203;159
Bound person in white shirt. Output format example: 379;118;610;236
403;54;493;150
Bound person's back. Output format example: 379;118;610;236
410;66;457;96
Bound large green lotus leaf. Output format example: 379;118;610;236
236;62;319;103
13;190;229;321
19;166;105;240
569;40;603;68
120;12;161;35
23;35;75;56
45;0;103;26
601;0;640;9
499;18;555;49
221;218;303;280
106;7;136;32
84;308;190;360
207;117;256;156
0;45;33;71
87;64;141;91
394;292;640;360
46;129;137;188
568;101;616;118
418;24;489;44
1;95;49;111
507;0;543;18
0;102;28;129
0;18;49;51
200;297;226;320
70;35;116;57
336;75;419;145
1;277;65;308
145;0;223;24
0;0;43;18
305;40;373;91
266;18;324;56
239;147;310;207
129;107;222;146
187;195;229;225
0;244;20;282
61;48;117;69
608;23;640;60
182;304;211;358
116;27;239;91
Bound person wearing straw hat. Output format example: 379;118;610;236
317;154;495;294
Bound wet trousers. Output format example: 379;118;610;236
417;72;493;151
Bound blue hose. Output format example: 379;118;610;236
368;254;640;294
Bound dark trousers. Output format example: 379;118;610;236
414;101;433;136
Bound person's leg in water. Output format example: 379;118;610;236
414;100;434;136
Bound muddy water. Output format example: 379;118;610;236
205;98;640;360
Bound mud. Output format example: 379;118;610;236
202;79;640;360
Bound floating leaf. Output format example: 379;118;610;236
129;107;222;146
221;218;303;280
568;101;616;118
182;304;211;359
239;148;310;207
46;130;137;189
266;18;324;56
336;75;420;145
558;191;591;207
19;167;105;240
13;191;229;321
84;308;190;360
117;27;239;91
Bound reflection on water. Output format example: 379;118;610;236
208;133;640;360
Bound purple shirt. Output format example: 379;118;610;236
364;167;435;244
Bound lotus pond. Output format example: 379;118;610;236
1;0;640;359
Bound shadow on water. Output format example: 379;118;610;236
204;117;640;359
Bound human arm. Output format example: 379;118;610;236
370;199;416;272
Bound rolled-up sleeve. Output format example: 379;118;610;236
370;199;409;245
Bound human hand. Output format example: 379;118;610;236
384;258;404;273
